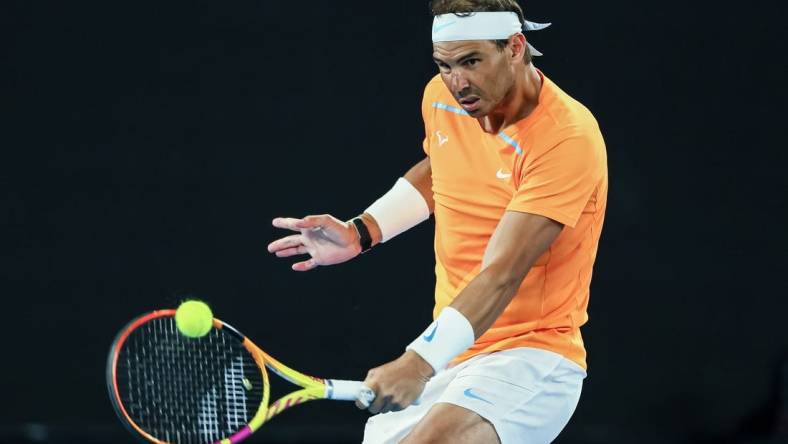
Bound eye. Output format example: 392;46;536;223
463;58;480;67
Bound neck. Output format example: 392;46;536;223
479;64;542;134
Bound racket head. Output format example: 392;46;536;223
106;310;271;444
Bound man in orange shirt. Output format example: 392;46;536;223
268;1;607;442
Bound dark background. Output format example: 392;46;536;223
2;1;787;443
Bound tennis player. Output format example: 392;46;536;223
268;1;607;442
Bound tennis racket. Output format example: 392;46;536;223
106;309;372;444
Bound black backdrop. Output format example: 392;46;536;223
2;1;787;443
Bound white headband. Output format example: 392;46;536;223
432;12;551;56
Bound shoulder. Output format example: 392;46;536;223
422;74;452;105
423;74;445;96
541;75;602;140
524;75;606;160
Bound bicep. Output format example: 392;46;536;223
482;211;563;281
403;157;434;213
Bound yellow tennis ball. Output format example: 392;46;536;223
175;300;213;338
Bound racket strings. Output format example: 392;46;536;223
117;317;264;444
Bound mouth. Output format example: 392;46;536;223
458;96;481;112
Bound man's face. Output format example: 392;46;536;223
432;40;515;117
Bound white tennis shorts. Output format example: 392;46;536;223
362;347;586;444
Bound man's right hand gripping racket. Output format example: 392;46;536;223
106;309;376;443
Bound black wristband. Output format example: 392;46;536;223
351;217;373;253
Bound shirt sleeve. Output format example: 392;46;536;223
507;134;604;228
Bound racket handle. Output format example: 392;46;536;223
325;379;364;401
325;379;423;407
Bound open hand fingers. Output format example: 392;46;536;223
267;234;303;253
272;217;305;232
292;258;318;272
296;215;330;229
275;246;308;258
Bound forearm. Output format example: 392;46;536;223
354;157;433;247
449;264;523;338
451;212;563;337
404;264;523;374
406;212;562;372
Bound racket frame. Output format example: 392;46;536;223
106;309;344;444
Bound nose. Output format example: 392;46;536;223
450;71;470;95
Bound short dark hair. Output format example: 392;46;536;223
429;0;531;63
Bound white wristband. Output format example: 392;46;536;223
364;178;430;243
406;307;475;373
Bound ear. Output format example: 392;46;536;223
508;33;527;64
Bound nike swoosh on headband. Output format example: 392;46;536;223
433;21;457;33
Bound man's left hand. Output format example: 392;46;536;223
356;350;435;414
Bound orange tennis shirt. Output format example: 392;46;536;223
422;71;608;370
